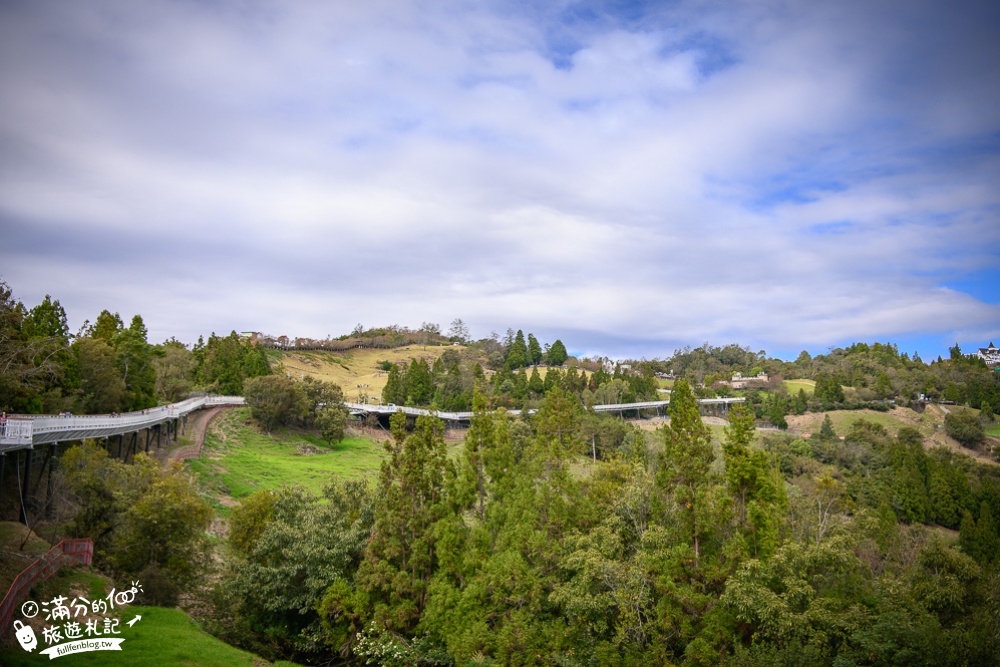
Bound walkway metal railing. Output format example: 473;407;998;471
344;396;745;421
0;395;245;450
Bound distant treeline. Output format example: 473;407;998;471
0;282;270;414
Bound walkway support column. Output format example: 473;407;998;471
19;448;32;525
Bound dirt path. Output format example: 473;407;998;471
168;406;225;462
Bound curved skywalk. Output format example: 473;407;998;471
0;395;245;452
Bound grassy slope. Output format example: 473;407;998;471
0;523;52;595
275;345;588;400
187;408;386;510
1;605;288;667
785;406;936;437
783;378;816;395
0;528;304;667
276;344;468;401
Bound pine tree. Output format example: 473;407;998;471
527;333;542;366
793;388;808;415
528;367;544;395
505;329;529;369
659;378;715;563
819;414;837;440
959;510;979;561
975;501;999;564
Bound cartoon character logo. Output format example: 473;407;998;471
14;619;38;652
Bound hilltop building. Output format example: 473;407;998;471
973;342;1000;366
726;371;769;389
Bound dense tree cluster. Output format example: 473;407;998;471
58;442;212;606
243;375;349;442
212;381;1000;666
380;348;658;411
0;282;271;414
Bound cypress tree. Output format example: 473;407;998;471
548;339;568;366
819;414;837;441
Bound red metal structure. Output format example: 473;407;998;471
0;538;93;638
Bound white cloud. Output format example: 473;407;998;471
1;0;998;358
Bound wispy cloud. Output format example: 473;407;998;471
2;0;998;359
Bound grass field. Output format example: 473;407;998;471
784;378;816;395
988;423;1000;437
0;605;300;666
786;406;939;438
275;346;590;400
187;409;387;509
0;528;304;667
276;344;469;402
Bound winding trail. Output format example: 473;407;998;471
168;406;226;462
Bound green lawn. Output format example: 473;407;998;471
987;423;1000;437
790;408;932;437
2;563;301;666
187;409;385;506
784;379;816;395
0;605;300;667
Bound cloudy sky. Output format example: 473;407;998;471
2;0;998;361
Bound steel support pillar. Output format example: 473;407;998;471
46;443;57;518
19;448;32;525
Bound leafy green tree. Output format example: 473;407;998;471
89;309;123;343
23;294;69;341
814;371;845;404
766;392;788;429
528;366;545;396
944;411;985;448
959;502;999;565
299;376;346;423
72;337;127;413
244;374;302;433
230;483;374;661
60;443;211;605
315;404;348;444
115;315;157;410
196;331;269;395
153;339;194;402
109;461;212;605
0;284;72;413
228;489;275;556
382;362;405;404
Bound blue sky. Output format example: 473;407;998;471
1;0;998;362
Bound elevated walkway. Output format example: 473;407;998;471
0;395;245;453
344;396;744;422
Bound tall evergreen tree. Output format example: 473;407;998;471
527;333;542;365
505;329;529;369
548;339;568;366
659;378;715;563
